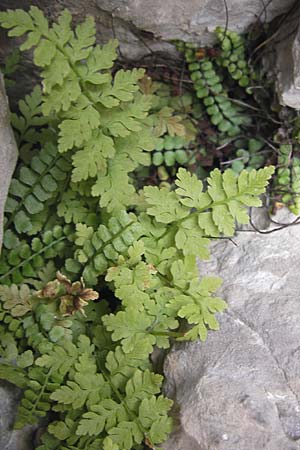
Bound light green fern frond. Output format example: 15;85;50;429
0;7;157;211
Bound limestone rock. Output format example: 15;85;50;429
0;73;18;251
0;382;34;450
276;3;300;108
163;208;300;450
98;0;295;49
0;0;296;63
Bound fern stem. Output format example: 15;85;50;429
150;330;185;338
31;366;53;413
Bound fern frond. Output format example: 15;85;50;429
14;366;54;428
5;143;71;235
11;86;48;154
215;27;252;88
146;167;274;237
0;225;73;285
57;190;98;226
50;357;110;410
103;256;179;350
43;331;168;449
105;340;152;392
102;309;156;353
0;283;32;316
76;399;128;436
165;261;226;341
14;336;98;429
70;211;142;285
0;363;28;388
0;7;156;210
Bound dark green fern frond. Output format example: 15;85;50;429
5;143;71;235
0;225;74;285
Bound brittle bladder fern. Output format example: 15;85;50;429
0;7;274;450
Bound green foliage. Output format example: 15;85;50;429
152;135;190;168
0;283;32;316
181;44;248;137
70;211;143;285
0;293;172;447
140;79;197;175
274;144;300;215
5;143;71;235
229;138;266;173
0;6;158;212
57;189;99;226
215;27;252;88
0;225;73;285
10;86;49;162
0;7;275;450
0;48;20;87
146;166;274;233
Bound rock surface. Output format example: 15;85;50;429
98;0;295;50
0;73;18;251
0;382;34;450
0;0;296;61
275;2;300;108
163;208;300;450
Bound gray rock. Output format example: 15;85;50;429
163;208;300;450
276;3;300;108
0;73;18;252
0;0;296;62
0;381;34;450
98;0;295;52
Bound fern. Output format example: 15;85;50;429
57;188;99;227
0;301;171;448
10;86;49;162
145;166;274;234
187;58;244;135
0;225;73;285
177;41;252;138
142;80;197;172
0;7;276;450
0;283;32;317
274;144;300;215
0;7;157;211
68;211;143;285
229;138;267;173
1;48;20;87
5;143;71;235
47;336;172;449
215;27;252;88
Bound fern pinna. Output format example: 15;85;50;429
0;6;274;450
